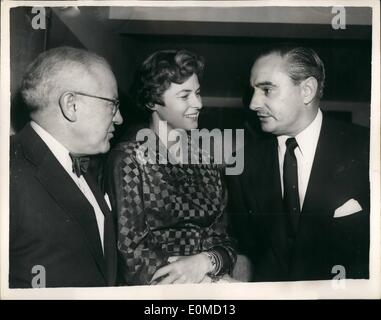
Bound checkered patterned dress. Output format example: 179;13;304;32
104;131;236;285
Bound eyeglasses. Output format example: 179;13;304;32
72;91;120;115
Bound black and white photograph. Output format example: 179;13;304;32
1;0;380;300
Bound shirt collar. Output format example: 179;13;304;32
277;109;323;158
30;121;73;173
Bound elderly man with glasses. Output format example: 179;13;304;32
9;46;123;288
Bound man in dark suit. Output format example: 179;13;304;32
228;46;369;281
10;47;123;287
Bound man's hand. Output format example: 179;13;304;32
150;253;213;285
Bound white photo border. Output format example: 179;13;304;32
1;0;380;300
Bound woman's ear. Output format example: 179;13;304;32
300;76;318;105
59;92;77;122
146;103;158;111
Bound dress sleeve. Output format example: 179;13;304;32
202;176;237;276
103;146;168;285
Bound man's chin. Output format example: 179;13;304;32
98;141;111;154
260;123;275;134
102;145;111;154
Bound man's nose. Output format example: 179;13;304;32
249;92;261;111
113;109;123;125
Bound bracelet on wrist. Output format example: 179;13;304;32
203;250;222;277
202;251;217;274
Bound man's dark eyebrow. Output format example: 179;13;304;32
255;81;276;87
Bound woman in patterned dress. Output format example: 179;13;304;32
104;50;236;285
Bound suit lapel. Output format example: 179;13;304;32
254;136;290;272
84;171;110;220
292;117;339;271
20;125;107;281
302;117;338;217
84;171;117;286
255;137;283;213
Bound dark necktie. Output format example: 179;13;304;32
69;153;90;177
283;137;300;237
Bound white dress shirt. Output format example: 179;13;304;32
277;109;323;210
30;121;105;252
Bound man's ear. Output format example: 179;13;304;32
59;92;77;122
300;76;318;105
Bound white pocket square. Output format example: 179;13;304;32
104;193;112;211
334;199;362;218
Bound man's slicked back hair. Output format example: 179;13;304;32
258;45;326;99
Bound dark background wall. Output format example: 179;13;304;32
10;6;372;138
10;8;46;134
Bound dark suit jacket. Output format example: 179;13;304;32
227;115;370;281
9;124;117;288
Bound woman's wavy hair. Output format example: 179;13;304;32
130;49;205;114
